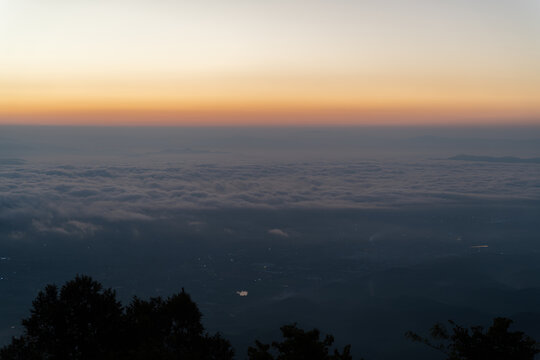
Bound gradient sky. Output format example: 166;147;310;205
1;0;539;125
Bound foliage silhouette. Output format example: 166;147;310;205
0;275;233;360
406;317;539;360
247;323;355;360
122;291;233;360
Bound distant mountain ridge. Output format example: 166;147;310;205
449;154;540;164
0;158;26;165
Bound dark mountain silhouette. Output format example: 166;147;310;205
448;154;540;164
2;275;538;360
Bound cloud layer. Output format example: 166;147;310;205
2;156;540;226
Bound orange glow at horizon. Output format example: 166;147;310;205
3;105;539;127
2;73;539;126
1;1;539;126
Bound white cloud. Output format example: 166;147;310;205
268;229;289;238
31;219;101;237
66;220;101;235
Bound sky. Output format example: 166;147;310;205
1;0;539;126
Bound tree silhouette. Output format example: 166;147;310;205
0;275;123;360
406;317;539;360
247;323;355;360
0;276;234;360
123;291;233;360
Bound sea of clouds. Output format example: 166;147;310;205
2;157;539;225
2;125;540;233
